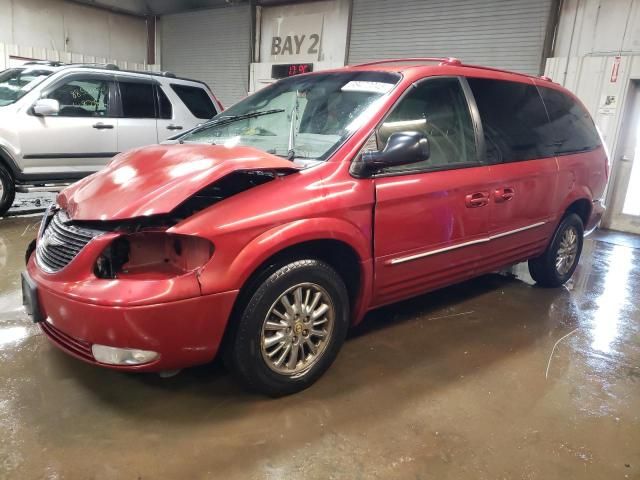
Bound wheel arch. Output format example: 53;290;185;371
217;218;374;356
234;238;364;314
564;197;591;227
0;146;18;179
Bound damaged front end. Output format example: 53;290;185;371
36;148;297;288
88;169;293;281
94;232;215;280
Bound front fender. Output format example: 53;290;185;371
197;216;372;296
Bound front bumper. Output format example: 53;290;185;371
26;261;238;372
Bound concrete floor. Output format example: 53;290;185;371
1;216;639;480
2;192;56;218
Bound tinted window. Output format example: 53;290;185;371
378;77;477;171
47;78;111;117
171;84;216;119
157;86;172;119
538;86;601;155
120;81;155;118
467;78;553;163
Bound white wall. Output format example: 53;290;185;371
546;0;640;224
553;0;640;57
0;0;148;63
250;0;351;92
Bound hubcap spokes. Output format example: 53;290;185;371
261;283;335;376
556;227;578;275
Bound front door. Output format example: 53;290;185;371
19;74;118;175
372;76;492;307
606;80;640;234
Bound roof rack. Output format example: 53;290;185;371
352;57;553;82
68;62;120;70
460;63;553;81
352;57;463;68
23;60;66;67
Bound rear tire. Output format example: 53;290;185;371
0;163;16;217
226;259;349;397
528;213;584;287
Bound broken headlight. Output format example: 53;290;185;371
95;232;214;279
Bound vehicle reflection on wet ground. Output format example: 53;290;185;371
0;215;638;479
2;192;56;217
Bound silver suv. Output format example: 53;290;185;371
0;61;222;215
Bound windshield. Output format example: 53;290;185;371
180;71;401;163
0;67;54;107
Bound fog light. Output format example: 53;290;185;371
91;344;159;365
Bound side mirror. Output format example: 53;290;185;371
33;99;60;116
361;131;430;174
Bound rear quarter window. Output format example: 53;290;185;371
537;86;601;155
467;77;554;163
171;84;216;119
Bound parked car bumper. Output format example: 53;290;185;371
26;260;238;372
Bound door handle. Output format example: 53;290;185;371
465;192;490;208
92;122;114;129
167;124;183;130
494;187;515;203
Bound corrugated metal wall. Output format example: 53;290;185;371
347;0;553;75
161;5;251;107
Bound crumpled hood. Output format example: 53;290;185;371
58;144;299;221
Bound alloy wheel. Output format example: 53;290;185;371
260;282;335;376
556;226;578;275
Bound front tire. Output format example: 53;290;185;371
528;213;584;287
0;163;16;217
227;259;349;397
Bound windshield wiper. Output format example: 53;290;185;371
287;92;300;160
180;109;285;142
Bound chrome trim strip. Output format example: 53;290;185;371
489;221;547;240
389;221;547;265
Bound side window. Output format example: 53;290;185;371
467;78;553;163
538;86;601;155
119;81;155;118
170;84;216;119
157;86;173;119
378;77;477;171
46;78;110;117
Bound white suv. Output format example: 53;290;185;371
0;61;222;215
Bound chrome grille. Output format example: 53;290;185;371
36;210;103;273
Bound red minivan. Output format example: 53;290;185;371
22;58;608;396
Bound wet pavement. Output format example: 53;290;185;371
2;192;56;218
0;215;639;479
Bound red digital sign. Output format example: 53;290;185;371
271;63;314;79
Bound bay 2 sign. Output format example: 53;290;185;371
271;34;320;56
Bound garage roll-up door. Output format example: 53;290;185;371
347;0;553;75
161;5;251;108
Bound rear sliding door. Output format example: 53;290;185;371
465;77;559;271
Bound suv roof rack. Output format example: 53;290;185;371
23;60;66;67
69;62;120;70
352;57;462;68
43;63;210;90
